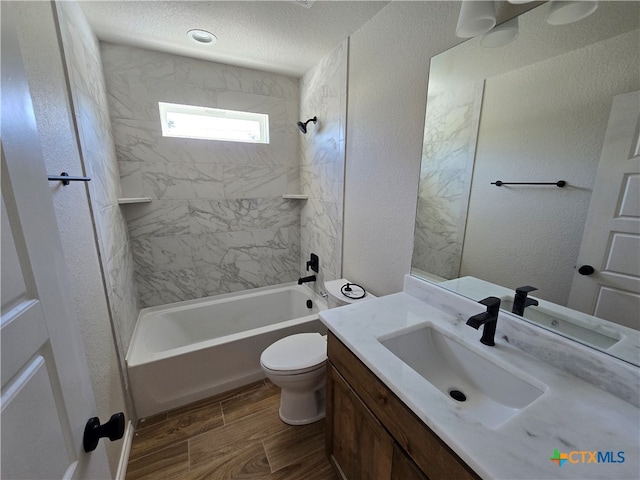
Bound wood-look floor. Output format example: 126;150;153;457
125;380;338;480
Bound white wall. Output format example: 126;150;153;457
12;2;130;474
461;29;640;305
344;1;462;295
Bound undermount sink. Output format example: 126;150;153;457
379;324;545;429
500;297;620;349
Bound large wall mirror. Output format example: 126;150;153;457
412;1;639;366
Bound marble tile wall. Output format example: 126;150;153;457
101;44;302;307
412;82;484;279
55;1;138;414
299;40;348;293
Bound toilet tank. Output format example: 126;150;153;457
324;279;376;309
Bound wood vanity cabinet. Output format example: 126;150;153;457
325;332;480;480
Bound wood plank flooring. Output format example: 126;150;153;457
126;380;337;480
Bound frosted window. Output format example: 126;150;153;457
158;102;269;144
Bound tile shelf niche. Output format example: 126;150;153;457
118;197;152;205
281;194;308;200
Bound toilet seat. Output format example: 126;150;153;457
260;333;327;374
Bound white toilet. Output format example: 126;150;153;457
260;279;375;425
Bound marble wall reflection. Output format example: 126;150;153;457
413;82;484;279
56;3;140;360
101;44;302;307
300;40;348;292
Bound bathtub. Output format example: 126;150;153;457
126;282;327;418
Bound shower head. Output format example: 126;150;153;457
297;116;317;134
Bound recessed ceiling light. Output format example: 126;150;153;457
187;29;217;45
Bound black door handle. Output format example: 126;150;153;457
83;412;125;452
578;265;595;276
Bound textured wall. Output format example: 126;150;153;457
344;1;462;295
413;82;483;280
100;44;302;307
15;1;131;472
299;40;348;291
461;29;640;305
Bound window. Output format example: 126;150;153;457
158;102;269;144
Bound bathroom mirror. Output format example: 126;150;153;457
411;1;640;366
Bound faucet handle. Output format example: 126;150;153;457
479;296;501;309
306;253;319;273
515;285;537;295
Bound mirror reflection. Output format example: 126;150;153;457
412;1;640;366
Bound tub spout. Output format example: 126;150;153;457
298;275;316;285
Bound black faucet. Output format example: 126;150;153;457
298;275;316;285
466;297;501;346
511;286;539;316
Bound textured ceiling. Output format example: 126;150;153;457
429;1;640;96
78;0;390;78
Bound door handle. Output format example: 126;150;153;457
83;412;125;452
578;265;595;275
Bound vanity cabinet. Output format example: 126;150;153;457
327;362;393;479
326;332;479;480
392;444;429;480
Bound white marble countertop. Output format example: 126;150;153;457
438;276;640;367
319;276;640;479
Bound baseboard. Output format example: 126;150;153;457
115;420;134;480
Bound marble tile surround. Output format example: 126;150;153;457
413;82;484;279
101;43;303;307
56;3;140;370
299;40;348;292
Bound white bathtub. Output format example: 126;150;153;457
126;283;327;418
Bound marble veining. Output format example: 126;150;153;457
101;39;349;307
102;43;303;306
321;275;640;479
414;82;483;279
222;166;288;198
299;40;348;295
142;163;225;200
84;150;121;210
135;268;201;307
125;200;191;239
188;198;300;235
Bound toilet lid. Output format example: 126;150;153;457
261;333;327;372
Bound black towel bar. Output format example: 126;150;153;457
491;180;566;187
48;172;91;186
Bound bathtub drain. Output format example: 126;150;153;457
449;389;467;402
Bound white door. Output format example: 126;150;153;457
1;7;111;479
568;91;640;330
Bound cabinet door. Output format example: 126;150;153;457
392;444;429;480
327;363;393;480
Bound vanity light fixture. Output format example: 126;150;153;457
187;29;217;45
546;0;598;25
456;0;496;38
480;16;519;48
